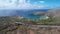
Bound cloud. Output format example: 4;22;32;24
40;1;45;4
0;0;54;9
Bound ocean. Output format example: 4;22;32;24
0;9;51;19
16;9;50;19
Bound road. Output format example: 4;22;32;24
28;25;60;27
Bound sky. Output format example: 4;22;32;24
0;0;60;9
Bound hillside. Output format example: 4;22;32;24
45;9;60;17
0;16;24;32
0;9;60;34
45;9;60;24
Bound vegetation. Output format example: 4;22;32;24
0;9;60;34
0;16;56;33
18;17;57;24
0;16;18;32
45;27;52;31
0;10;59;33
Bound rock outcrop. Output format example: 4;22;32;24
30;12;46;16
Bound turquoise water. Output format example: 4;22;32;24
24;14;46;19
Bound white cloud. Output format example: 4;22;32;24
40;1;45;4
0;0;53;9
